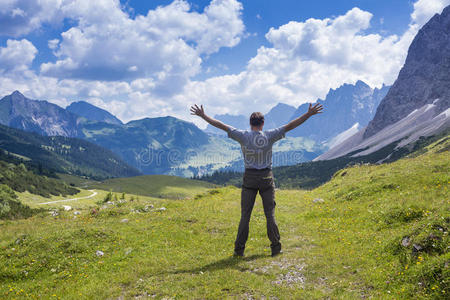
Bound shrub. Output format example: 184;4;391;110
381;206;425;225
0;184;38;219
103;191;113;203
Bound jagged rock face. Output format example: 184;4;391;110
205;81;388;142
364;5;450;138
287;80;390;142
0;91;80;137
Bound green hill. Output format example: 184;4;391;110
0;185;42;220
0;124;140;180
0;160;79;198
86;175;217;199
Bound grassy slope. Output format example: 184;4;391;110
0;136;448;299
86;175;217;199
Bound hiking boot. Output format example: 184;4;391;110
271;249;283;257
271;243;282;257
233;250;244;257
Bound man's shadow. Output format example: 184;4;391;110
166;254;266;275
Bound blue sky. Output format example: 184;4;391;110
139;0;414;78
0;0;448;125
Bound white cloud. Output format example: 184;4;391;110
47;39;59;50
36;0;244;97
0;39;37;73
411;0;450;27
0;0;245;99
0;0;63;36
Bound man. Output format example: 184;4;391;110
190;103;323;257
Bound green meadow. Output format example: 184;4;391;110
0;135;448;299
83;175;217;199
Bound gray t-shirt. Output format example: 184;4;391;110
227;126;286;169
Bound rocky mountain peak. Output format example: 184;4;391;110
0;91;81;137
287;80;388;142
11;90;24;98
364;5;450;138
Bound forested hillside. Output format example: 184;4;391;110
0;185;39;219
0;124;140;179
0;160;79;197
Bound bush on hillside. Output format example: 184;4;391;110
0;160;79;198
103;191;113;203
0;184;38;219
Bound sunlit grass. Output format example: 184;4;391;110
85;175;217;200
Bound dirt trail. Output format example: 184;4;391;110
38;190;98;205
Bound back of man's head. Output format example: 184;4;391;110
250;112;264;127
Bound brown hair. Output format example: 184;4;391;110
250;112;264;126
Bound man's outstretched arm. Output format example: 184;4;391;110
190;104;230;132
283;103;323;132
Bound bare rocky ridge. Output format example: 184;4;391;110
205;81;389;144
0;91;81;137
288;81;389;142
364;5;450;138
314;100;449;161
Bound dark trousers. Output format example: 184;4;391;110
234;168;281;254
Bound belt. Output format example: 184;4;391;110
245;167;271;171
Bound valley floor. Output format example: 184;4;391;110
0;137;449;299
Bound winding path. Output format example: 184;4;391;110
38;190;98;205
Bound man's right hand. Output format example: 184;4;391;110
307;103;324;116
190;104;205;118
283;102;324;132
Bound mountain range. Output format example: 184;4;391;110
287;81;390;142
0;91;81;137
0;92;323;176
205;81;390;144
0;68;425;176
